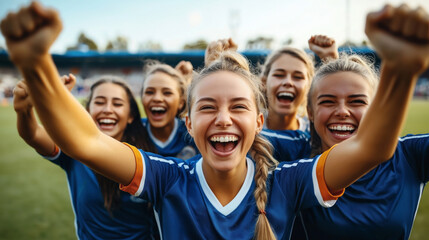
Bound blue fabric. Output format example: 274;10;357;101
261;129;311;162
48;152;157;240
293;134;429;240
133;150;329;240
142;118;198;159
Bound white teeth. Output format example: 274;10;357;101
151;107;166;111
210;135;238;142
99;119;116;124
329;125;355;131
277;92;294;98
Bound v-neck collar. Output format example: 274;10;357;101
196;157;254;216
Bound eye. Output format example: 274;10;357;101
94;101;105;105
113;103;124;107
293;74;305;80
272;73;285;78
350;99;367;105
144;90;154;95
163;91;173;96
232;104;248;110
199;105;215;111
318;99;334;105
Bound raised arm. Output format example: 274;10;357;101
14;74;77;156
14;80;56;156
324;4;429;192
1;2;135;185
308;35;339;61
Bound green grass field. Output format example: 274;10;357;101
0;100;428;240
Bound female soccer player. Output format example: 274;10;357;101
13;75;159;239
141;60;198;159
291;6;429;239
3;2;428;239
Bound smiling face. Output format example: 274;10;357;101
186;71;263;174
265;54;310;118
142;71;184;130
308;71;374;151
88;82;133;141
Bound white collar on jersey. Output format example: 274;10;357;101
196;157;254;216
147;118;179;148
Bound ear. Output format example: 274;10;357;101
256;112;264;134
185;115;194;137
127;115;134;124
178;99;185;112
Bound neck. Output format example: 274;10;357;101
150;119;175;142
203;158;248;206
266;112;299;130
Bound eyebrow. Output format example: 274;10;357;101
195;97;252;103
317;94;369;99
94;96;126;102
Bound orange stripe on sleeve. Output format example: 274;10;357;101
316;145;345;201
50;145;60;157
120;143;143;195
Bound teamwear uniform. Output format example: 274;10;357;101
45;150;157;240
293;134;429;240
120;144;343;240
261;129;311;162
263;112;310;133
142;118;198;159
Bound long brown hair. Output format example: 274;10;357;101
85;76;157;212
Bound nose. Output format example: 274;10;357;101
215;108;233;128
335;103;350;118
153;91;163;101
281;74;293;87
102;102;113;113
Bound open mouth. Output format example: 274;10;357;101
328;124;356;137
98;118;117;130
277;92;295;103
209;135;239;152
150;106;167;116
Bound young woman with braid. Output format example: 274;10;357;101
3;2;429;239
13;75;159;239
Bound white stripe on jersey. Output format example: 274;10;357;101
275;159;313;170
135;150;147;196
196;158;255;216
311;155;336;208
261;130;308;141
399;134;429;142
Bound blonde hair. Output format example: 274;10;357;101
307;54;379;156
260;46;315;117
188;51;278;240
141;60;188;117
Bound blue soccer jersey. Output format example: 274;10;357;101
45;150;158;240
293;134;429;240
120;144;343;240
261;129;311;162
263;113;310;133
142;117;199;159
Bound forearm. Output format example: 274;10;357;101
17;54;100;159
17;54;135;184
16;107;56;156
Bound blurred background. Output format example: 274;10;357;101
0;0;428;239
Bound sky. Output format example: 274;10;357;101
1;0;429;54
